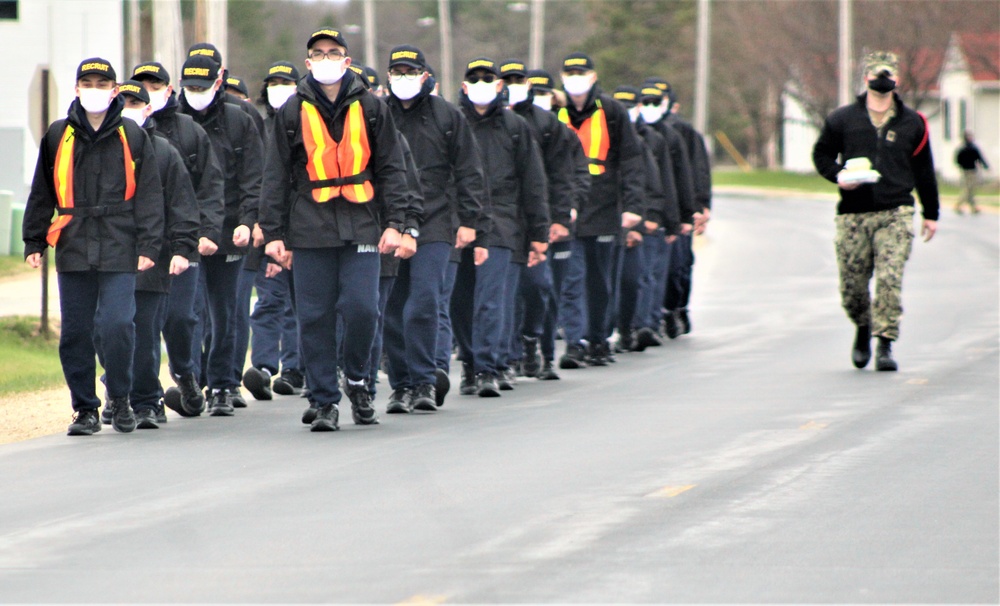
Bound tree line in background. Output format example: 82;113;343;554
132;0;998;168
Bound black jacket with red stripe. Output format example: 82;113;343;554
23;98;164;272
813;92;939;221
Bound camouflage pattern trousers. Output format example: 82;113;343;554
834;206;915;341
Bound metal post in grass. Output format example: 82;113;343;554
40;68;50;339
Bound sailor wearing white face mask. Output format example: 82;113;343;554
178;52;264;417
130;60;225;420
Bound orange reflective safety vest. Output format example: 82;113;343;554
558;99;610;175
48;124;136;247
300;100;374;203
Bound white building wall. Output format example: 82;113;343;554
781;90;821;174
0;0;123;197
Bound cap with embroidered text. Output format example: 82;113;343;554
179;55;220;88
499;59;527;78
388;45;426;70
118;79;150;104
265;61;300;83
465;57;498;79
562;52;595;72
132;62;170;84
307;27;348;51
77;58;116;82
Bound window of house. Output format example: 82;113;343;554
943;99;952;141
959;99;967;135
0;1;17;20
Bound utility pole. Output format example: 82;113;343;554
693;0;710;135
153;0;184;82
126;0;141;71
206;0;228;60
438;0;453;100
40;68;50;338
364;0;377;74
529;0;544;70
838;0;853;106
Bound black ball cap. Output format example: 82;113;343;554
499;59;527;78
362;66;381;87
388;45;425;70
307;27;348;51
225;75;249;97
562;52;595;72
527;69;554;91
180;55;221;88
464;57;498;78
188;42;222;65
612;85;640;107
132;62;170;84
118;79;150;104
265;61;300;83
76;57;116;82
643;76;671;94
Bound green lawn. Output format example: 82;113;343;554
713;169;1000;204
0;316;64;395
0;254;32;278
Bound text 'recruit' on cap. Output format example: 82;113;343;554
77;58;116;82
118;79;150;104
643;77;671;95
307;27;348;51
188;42;222;65
132;62;170;84
639;85;664;103
464;57;498;79
225;75;249;97
612;85;640;107
499;59;527;78
526;69;554;92
362;66;380;88
388;45;425;70
265;61;300;83
179;55;220;88
562;52;595;72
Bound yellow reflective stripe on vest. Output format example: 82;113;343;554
302;102;336;202
346;101;367;201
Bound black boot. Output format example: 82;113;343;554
852;325;872;369
875;337;898;371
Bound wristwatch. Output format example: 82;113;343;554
403;227;420;238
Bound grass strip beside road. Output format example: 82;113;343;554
0;316;64;396
714;169;999;205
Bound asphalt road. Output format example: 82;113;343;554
1;195;996;603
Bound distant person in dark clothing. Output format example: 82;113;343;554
955;131;989;214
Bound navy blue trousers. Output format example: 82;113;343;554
162;262;199;378
293;246;380;406
436;260;459;371
542;240;586;359
498;261;523;370
509;261;550;364
665;233;693;311
367;275;396;396
580;236;616;344
450;246;512;375
131;291;167;410
193;254;243;391
638;232;672;329
59;271;136;411
383;241;452;389
250;264;299;375
232;262;255;385
616;243;646;334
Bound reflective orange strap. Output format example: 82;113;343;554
118;126;136;200
301;101;339;202
47;125;76;247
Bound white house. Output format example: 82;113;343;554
782;32;999;185
0;0;124;206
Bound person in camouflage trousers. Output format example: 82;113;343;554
813;51;939;372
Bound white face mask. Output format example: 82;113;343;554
627;106;640;124
532;94;553;112
506;83;530;106
148;88;170;112
562;74;593;97
121;106;148;128
389;76;423;101
311;58;347;85
639;104;665;124
267;84;297;109
184;87;216;111
78;88;115;114
466;81;498;106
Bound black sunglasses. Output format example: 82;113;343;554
466;74;497;84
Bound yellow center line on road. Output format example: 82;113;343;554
647;484;696;498
799;421;829;430
396;595;447;605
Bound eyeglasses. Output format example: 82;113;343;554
389;71;423;80
465;74;497;84
641;99;662;107
309;50;347;61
